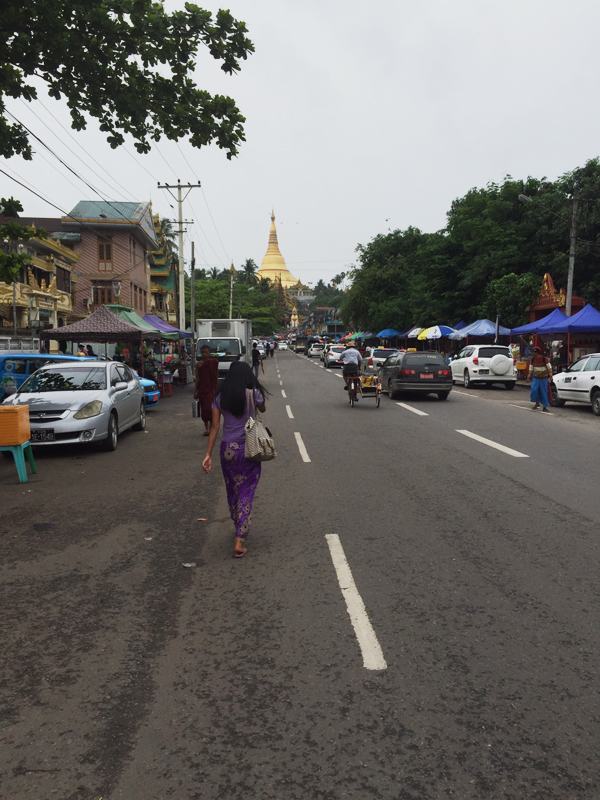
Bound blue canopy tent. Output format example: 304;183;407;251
448;319;511;340
453;321;468;330
511;308;568;335
542;303;600;334
376;328;403;337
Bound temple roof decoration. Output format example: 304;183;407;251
257;211;299;289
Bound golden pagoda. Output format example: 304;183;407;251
257;211;299;288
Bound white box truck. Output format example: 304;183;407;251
196;319;253;376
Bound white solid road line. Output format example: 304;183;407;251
286;404;294;419
281;389;287;398
396;402;429;417
456;429;530;458
452;390;480;399
325;534;387;672
294;432;311;462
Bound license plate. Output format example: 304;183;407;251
31;429;55;442
479;369;489;374
420;373;434;379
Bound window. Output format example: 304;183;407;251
93;286;114;306
98;239;113;271
568;358;587;373
478;346;510;358
56;267;71;293
583;357;600;371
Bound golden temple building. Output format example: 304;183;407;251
257;211;299;288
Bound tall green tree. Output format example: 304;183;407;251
0;0;253;283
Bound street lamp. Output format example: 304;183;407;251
518;192;579;316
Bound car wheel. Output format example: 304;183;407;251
464;370;472;388
133;401;146;431
437;392;450;400
102;412;118;451
592;390;600;416
388;380;398;400
549;384;565;407
504;382;516;390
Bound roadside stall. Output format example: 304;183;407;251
539;304;600;364
511;308;569;375
417;325;457;356
40;305;157;372
143;314;194;384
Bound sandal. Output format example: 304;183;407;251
234;546;247;558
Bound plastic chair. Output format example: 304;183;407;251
0;440;37;483
159;373;173;397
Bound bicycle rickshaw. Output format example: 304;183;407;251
347;373;382;408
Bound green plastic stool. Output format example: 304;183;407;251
0;441;37;483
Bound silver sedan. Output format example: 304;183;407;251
2;360;146;450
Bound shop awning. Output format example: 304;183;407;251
40;304;155;342
143;314;194;339
105;305;171;338
541;303;600;334
448;319;511;339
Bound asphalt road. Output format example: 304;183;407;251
1;350;599;799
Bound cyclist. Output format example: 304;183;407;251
341;342;362;393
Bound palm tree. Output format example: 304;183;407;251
240;258;258;285
209;266;219;280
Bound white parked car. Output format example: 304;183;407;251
307;343;324;358
278;342;288;351
2;360;146;450
362;347;400;372
551;353;600;414
450;344;516;389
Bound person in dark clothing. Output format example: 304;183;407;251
86;345;97;358
251;342;263;379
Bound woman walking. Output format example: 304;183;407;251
528;346;552;412
194;344;219;435
202;361;268;558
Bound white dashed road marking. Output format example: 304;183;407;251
325;534;387;672
286;405;294;419
396;402;429;417
509;404;554;416
294;432;311;462
281;389;287;398
452;390;480;399
456;429;529;458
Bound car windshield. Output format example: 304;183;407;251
478;347;509;358
331;347;344;354
373;349;397;359
405;354;446;367
19;366;107;393
197;338;241;357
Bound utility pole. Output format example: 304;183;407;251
157;180;200;329
566;192;580;317
229;262;235;318
190;242;196;373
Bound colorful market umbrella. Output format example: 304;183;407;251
405;326;424;338
417;325;456;340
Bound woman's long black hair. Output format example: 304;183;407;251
216;360;269;417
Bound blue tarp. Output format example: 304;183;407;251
448;319;511;339
376;328;403;337
511;308;568;335
541;303;600;334
453;320;468;330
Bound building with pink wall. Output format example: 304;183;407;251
61;201;158;319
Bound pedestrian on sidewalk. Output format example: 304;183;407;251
251;341;263;379
202;361;269;558
528;346;552;412
194;344;219;436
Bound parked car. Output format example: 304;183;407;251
450;344;516;389
138;376;160;408
2;360;146;450
379;350;453;400
362;347;400;373
323;345;345;368
551;353;600;414
307;343;324;358
0;353;89;401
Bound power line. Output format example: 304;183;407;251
28;98;134;201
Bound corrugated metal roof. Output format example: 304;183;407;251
68;201;146;222
51;231;81;242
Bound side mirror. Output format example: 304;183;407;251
241;346;246;355
112;381;128;392
4;386;17;397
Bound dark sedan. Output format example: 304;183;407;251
379;351;453;400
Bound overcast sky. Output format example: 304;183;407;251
3;0;600;287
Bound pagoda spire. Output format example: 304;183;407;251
257;209;299;288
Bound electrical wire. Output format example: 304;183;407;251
27;98;134;201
